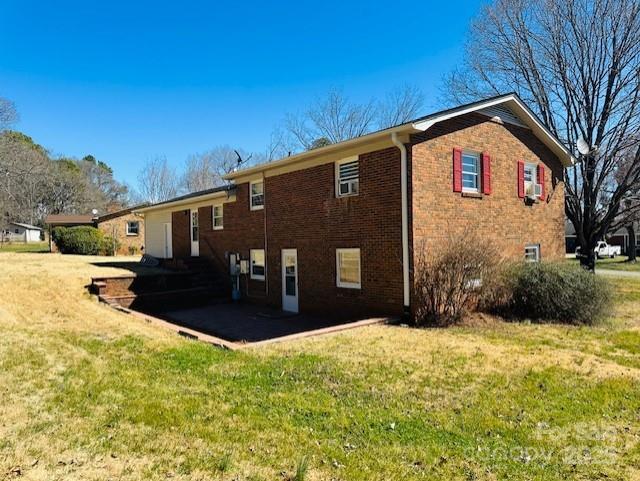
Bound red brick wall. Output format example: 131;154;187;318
175;112;565;319
264;147;404;318
97;212;145;255
199;183;267;299
410;113;565;264
195;149;404;319
171;210;191;259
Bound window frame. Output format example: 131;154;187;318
335;156;360;198
212;204;223;230
336;248;362;289
126;221;140;236
461;151;481;193
250;180;265;211
190;210;199;243
524;244;541;263
523;162;538;197
250;249;266;281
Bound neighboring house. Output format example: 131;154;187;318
138;93;573;319
566;220;640;255
95;206;145;255
45;206;146;255
1;222;43;243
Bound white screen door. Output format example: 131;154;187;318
281;249;298;313
190;210;199;256
163;222;173;258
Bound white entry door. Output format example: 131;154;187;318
281;249;298;313
190;210;199;256
163;222;173;258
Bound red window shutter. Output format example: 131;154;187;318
537;164;546;199
517;161;525;198
453;148;462;192
481;152;491;195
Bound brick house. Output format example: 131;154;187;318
138;93;574;319
46;206;145;255
95;207;145;255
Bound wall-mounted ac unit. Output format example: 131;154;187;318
525;183;542;200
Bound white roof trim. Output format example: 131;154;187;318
412;94;575;167
220;94;574;181
135;190;231;214
223;125;413;180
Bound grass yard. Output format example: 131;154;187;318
0;241;49;253
1;253;640;480
568;255;640;272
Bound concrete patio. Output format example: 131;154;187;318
151;302;386;344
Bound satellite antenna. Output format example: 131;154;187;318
577;138;591;156
91;209;98;216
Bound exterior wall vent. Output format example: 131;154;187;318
479;104;529;128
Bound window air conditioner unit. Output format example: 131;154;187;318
534;183;542;197
525;183;542;200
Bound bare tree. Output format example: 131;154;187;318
0;97;17;131
0;132;51;225
377;84;425;128
136;156;179;204
444;0;640;270
286;88;377;150
181;146;252;192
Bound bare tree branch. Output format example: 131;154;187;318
444;0;640;269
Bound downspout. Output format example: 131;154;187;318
391;132;410;315
262;172;269;299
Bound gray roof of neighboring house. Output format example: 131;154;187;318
9;222;42;230
95;203;148;223
45;214;96;225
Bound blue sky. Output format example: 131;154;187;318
0;0;483;186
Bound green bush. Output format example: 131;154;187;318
52;226;104;255
100;236;120;256
485;262;613;325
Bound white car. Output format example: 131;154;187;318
576;241;621;259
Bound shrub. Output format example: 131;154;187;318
100;236;120;256
128;245;138;255
413;230;504;326
486;262;613;325
52;226;104;255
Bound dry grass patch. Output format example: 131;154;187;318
1;253;640;480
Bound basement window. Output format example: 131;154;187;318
213;204;223;230
126;221;139;236
524;244;541;263
336;157;359;197
250;180;264;210
250;249;265;281
336;248;361;289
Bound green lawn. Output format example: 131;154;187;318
0;241;49;253
1;253;639;480
568;255;640;272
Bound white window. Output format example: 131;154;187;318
250;180;264;210
462;152;480;192
336;157;359;197
336;248;361;289
524;244;541;263
250;249;265;280
126;221;139;236
524;163;541;198
212;204;223;230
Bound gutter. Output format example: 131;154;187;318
391;132;411;313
